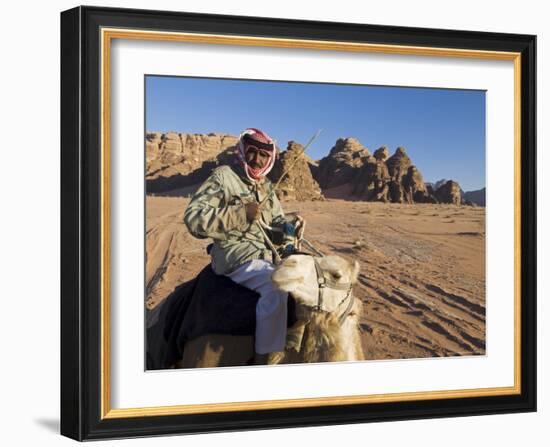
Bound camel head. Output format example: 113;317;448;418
271;254;360;315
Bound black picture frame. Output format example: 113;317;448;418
60;5;536;441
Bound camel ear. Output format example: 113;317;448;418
351;260;360;283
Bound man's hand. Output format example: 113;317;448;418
245;202;261;222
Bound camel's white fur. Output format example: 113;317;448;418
176;254;364;368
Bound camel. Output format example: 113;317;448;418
175;254;365;368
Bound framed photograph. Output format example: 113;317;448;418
60;5;536;441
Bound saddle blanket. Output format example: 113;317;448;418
146;265;296;370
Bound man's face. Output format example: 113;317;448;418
245;145;271;170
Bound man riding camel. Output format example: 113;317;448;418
183;127;303;363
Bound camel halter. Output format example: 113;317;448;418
312;257;355;324
258;220;355;323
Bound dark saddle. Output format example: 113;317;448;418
146;265;296;370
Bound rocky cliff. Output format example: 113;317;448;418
268;141;324;201
316;139;465;205
145;132;472;205
434;180;463;205
351;147;435;204
316;138;371;189
145;131;324;200
146;132;238;193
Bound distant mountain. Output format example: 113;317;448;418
463;187;486;206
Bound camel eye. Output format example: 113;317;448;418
331;271;342;280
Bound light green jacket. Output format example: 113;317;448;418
184;164;286;275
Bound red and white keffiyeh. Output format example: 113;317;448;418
237;128;276;181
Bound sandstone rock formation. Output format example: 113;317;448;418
386;147;414;202
146;132;238;193
427;179;465;197
373;146;390;161
434;180;462;205
352;147;435;204
144;131;471;205
317;139;465;205
315;138;371;189
145;132;323;201
403;165;436;204
268;141;324;201
352;153;391;202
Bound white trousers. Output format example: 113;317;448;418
226;259;288;354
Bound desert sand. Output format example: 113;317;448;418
146;196;485;360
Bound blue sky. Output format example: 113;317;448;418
146;76;486;192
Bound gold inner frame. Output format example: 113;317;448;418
100;27;522;419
